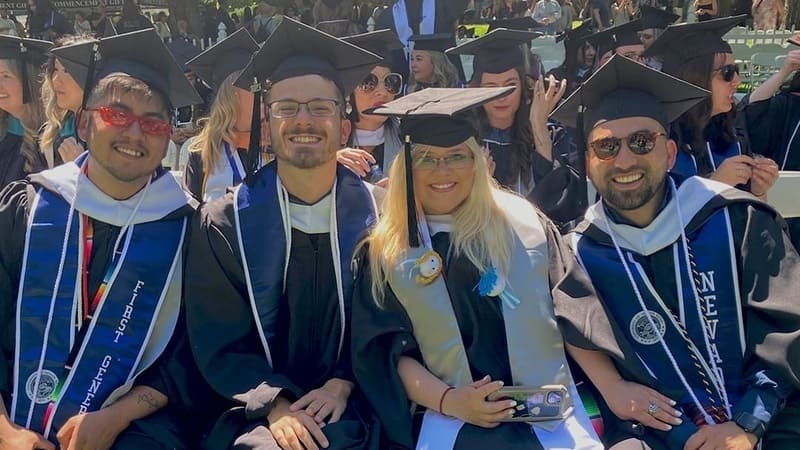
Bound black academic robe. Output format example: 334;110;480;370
738;92;800;251
352;214;598;449
0;134;43;190
184;195;376;450
555;191;800;450
0;179;198;449
484;126;585;228
182;147;249;202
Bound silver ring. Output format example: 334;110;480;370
647;402;659;416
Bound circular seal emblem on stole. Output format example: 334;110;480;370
629;310;666;345
26;370;58;404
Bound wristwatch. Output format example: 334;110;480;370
733;412;767;440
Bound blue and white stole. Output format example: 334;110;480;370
203;142;246;202
671;141;741;178
233;162;377;367
573;177;747;423
12;159;188;441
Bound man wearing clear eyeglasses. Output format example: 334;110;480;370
183;17;383;450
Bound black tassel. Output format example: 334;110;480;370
404;135;419;248
19;43;29;104
245;77;262;183
81;42;99;111
575;105;588;211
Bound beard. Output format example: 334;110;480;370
272;124;339;169
597;170;666;212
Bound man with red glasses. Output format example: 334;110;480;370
183;17;382;450
0;29;202;450
551;55;800;450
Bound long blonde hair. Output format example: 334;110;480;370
366;137;514;305
408;50;460;93
188;70;244;181
40;34;95;168
0;58;45;173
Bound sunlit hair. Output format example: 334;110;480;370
188;70;243;178
0;58;46;173
366;137;514;305
40;34;95;168
408;50;460;93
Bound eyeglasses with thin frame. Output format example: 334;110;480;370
588;130;666;160
413;151;474;170
268;99;341;119
85;106;172;137
358;72;404;95
713;63;740;82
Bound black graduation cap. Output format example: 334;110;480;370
556;19;595;55
167;37;201;73
549;55;708;210
51;29;202;110
233;16;381;179
187;28;258;91
364;87;514;246
642;15;745;68
487;16;539;32
342;29;405;74
447;28;541;77
233;16;381;96
586;20;644;58
638;5;680;30
0;35;53;103
409;33;456;53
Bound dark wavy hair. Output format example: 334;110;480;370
469;63;535;187
663;52;737;166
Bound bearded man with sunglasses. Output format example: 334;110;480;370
551;55;800;450
0;30;201;450
183;18;382;450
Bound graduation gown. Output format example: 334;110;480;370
0;158;196;448
352;193;601;449
0;118;46;189
483;125;585;227
184;163;379;449
182;144;248;202
555;176;800;449
737;92;800;251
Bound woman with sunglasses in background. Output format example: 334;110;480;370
448;29;585;227
408;33;462;93
338;30;406;187
643;16;778;199
182;29;261;202
0;36;50;189
39;34;95;169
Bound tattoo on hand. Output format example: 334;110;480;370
137;392;162;410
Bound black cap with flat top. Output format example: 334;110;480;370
638;5;680;30
234;16;381;97
446;28;542;76
51;29;202;109
342;29;406;74
0;35;53;103
585;20;644;58
408;33;456;53
556;19;594;55
187;28;259;91
642;15;745;67
549;55;709;211
167;37;201;73
365;87;514;246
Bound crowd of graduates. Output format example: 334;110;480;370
0;0;797;449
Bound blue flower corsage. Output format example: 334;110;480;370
475;266;520;309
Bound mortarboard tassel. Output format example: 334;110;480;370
575;104;588;211
19;43;29;104
80;42;99;111
245;76;262;183
404;134;419;248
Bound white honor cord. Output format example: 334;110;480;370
601;204;716;426
672;181;732;419
783;119;800;170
